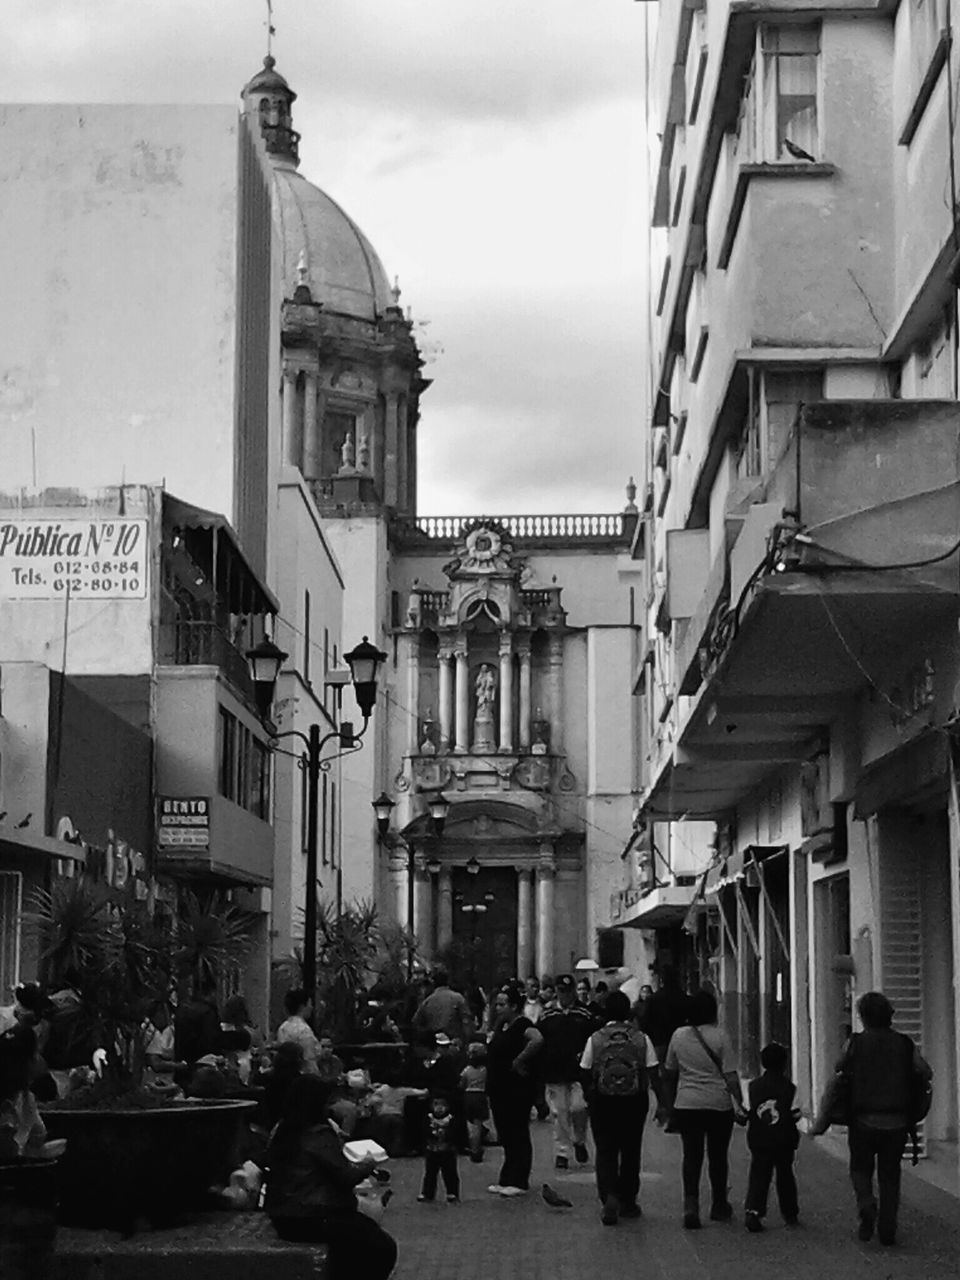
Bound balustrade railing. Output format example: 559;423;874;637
399;512;629;544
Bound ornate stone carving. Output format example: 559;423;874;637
514;757;551;791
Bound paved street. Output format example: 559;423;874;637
386;1119;960;1280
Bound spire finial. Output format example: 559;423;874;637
266;0;276;59
392;276;402;306
625;475;638;512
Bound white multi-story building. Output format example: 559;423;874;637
626;0;960;1187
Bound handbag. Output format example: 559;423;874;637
690;1026;747;1124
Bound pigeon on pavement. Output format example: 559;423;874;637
541;1183;573;1208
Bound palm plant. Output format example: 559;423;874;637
315;899;380;1041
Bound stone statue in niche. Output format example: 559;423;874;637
339;433;356;473
472;664;497;753
357;430;370;472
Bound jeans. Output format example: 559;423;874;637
847;1122;907;1241
272;1211;397;1280
489;1091;534;1189
588;1094;649;1207
745;1146;798;1220
420;1150;460;1199
675;1109;735;1208
545;1082;589;1159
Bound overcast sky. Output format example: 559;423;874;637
4;0;651;517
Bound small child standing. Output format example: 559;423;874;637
418;1094;461;1203
744;1042;801;1232
459;1040;488;1163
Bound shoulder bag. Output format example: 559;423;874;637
690;1026;747;1124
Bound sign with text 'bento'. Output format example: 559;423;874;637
157;797;210;849
0;518;148;599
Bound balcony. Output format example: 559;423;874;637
642;400;960;820
158;621;254;703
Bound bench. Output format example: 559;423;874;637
54;1211;328;1280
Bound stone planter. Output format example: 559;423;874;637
41;1099;256;1231
0;1157;61;1280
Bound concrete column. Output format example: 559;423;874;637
438;867;454;951
414;856;433;955
498;632;514;752
301;372;319;477
403;633;420;754
438;646;454;751
454;643;469;752
517;868;534;978
281;369;299;466
535;855;556;977
547;633;564;754
518;642;532;750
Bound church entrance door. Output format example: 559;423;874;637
450;865;518;995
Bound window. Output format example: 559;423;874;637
738;24;821;163
330;782;338;870
218;707;236;798
249;738;272;821
762;25;820;161
304;590;311;685
320;772;328;865
737;367;824;480
672;167;687;227
0;872;22;998
597;928;625;970
689;47;708;125
219;705;272;821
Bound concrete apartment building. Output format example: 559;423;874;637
623;0;960;1187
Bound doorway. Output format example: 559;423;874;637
449;865;518;993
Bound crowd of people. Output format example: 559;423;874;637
0;967;934;1280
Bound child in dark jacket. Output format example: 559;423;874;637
744;1042;801;1232
417;1094;461;1203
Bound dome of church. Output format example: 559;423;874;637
273;168;394;321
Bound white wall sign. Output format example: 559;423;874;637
158;796;210;849
0;518;148;600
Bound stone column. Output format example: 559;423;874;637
414;855;433;955
438;645;454;751
403;633;420;754
389;850;410;929
437;867;454;951
535;853;556;977
281;369;299;466
454;643;469;752
517;642;532;750
517;868;534;979
547;633;565;754
498;632;514;752
384;392;400;508
302;372;319;477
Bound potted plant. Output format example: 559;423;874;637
24;874;256;1231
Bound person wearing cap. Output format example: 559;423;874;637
537;975;595;1169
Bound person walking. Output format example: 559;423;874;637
662;988;746;1229
643;969;689;1064
537;974;594;1170
265;1075;398;1280
743;1042;801;1232
580;990;665;1225
810;990;932;1246
485;984;543;1197
276;988;322;1074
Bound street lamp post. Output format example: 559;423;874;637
373;790;449;978
247;634;386;1009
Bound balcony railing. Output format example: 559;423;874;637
393;512;634;548
158;621;253;699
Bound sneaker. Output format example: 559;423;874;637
417;1194;433;1203
498;1186;528;1197
683;1211;702;1230
574;1142;589;1164
745;1211;763;1233
601;1194;619;1226
487;1185;504;1195
619;1202;642;1219
554;1154;569;1171
447;1195;460;1204
710;1201;734;1222
858;1208;876;1242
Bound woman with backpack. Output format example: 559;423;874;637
579;990;666;1225
662;988;747;1230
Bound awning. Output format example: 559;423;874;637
0;826;86;862
854;729;948;819
163;493;279;616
